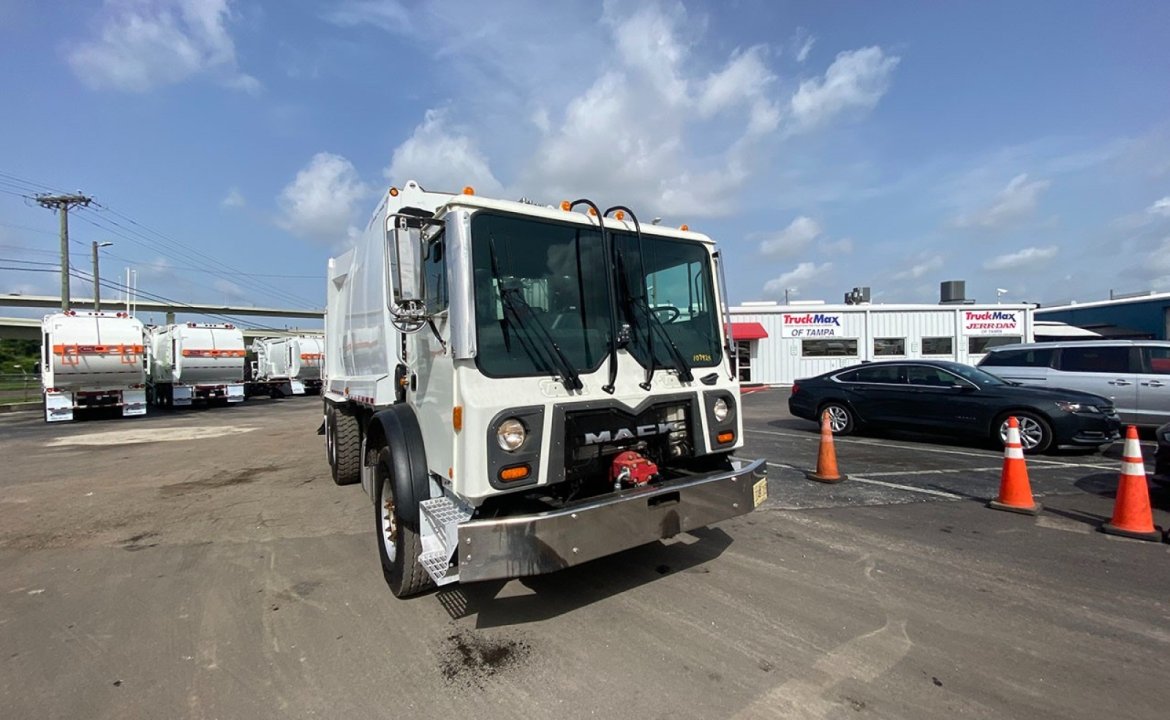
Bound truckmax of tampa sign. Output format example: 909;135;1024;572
780;312;843;338
962;310;1020;335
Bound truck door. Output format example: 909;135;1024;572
410;226;455;480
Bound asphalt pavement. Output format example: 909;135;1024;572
1;391;1168;720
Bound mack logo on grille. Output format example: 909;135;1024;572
583;421;684;446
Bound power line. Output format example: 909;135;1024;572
84;203;317;307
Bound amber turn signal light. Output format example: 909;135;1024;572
499;464;530;482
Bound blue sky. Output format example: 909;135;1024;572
1;0;1169;326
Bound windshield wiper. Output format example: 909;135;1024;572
487;236;582;392
499;283;583;392
606;211;694;386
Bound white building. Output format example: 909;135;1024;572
727;301;1035;385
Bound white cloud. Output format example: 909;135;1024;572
758;216;822;257
983;245;1059;271
212;278;246;300
795;34;815;63
324;0;412;33
221;188;245;208
822;237;854;255
893;254;943;280
1149;196;1170;216
955;173;1050;229
385;109;503;196
788;47;899;133
763;261;833;297
277;153;371;245
67;0;259;93
519;2;779;217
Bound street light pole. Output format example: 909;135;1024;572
92;241;113;311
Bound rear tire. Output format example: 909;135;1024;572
996;411;1052;454
330;409;361;485
373;447;432;597
819;401;855;435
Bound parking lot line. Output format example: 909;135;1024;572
744;427;1142;469
761;461;965;499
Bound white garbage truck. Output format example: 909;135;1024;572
324;181;766;597
146;322;246;407
250;335;324;396
40;310;148;422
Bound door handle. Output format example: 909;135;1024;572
1143;381;1165;387
1108;380;1133;386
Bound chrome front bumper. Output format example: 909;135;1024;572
455;457;768;583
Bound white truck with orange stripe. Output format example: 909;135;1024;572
250;336;324;396
145;322;247;407
324;181;765;598
40;310;148;422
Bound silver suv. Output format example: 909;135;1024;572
977;340;1170;427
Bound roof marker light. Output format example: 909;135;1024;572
679;224;689;231
389;187;399;197
560;200;571;211
614;210;625;221
462;186;475;195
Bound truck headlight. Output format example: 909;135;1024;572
713;397;730;422
496;418;526;451
1056;401;1100;414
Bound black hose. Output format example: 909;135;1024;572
570;199;617;394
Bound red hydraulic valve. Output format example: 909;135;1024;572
611;450;658;487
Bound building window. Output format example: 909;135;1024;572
873;338;905;356
968;336;1021;354
735;340;752;382
802;339;858;357
921;337;953;355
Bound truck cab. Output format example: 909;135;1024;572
324;181;766;596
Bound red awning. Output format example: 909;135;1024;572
726;322;768;340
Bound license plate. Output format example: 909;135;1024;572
752;479;767;507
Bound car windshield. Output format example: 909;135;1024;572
946;363;1008;387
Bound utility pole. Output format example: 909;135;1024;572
92;241;113;311
36;193;93;312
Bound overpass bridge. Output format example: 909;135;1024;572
0;317;321;343
0;294;324;320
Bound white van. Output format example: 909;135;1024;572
977;340;1170;427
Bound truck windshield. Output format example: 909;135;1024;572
471;212;611;378
613;232;722;371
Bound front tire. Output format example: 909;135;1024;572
373;447;432;598
996;411;1052;454
330;409;361;486
819;401;855;435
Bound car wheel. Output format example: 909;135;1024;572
819;402;855;435
996;412;1052;454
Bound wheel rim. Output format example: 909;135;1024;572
825;405;849;432
1000;417;1043;450
380;477;397;563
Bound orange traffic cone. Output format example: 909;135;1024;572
988;416;1042;515
806;410;846;483
1102;426;1161;541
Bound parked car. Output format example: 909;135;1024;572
977;340;1170;427
1154;422;1169;487
788;359;1121;454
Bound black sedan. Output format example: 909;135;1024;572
787;360;1121;454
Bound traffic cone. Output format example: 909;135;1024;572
1101;426;1161;541
806;410;846;484
988;416;1042;515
